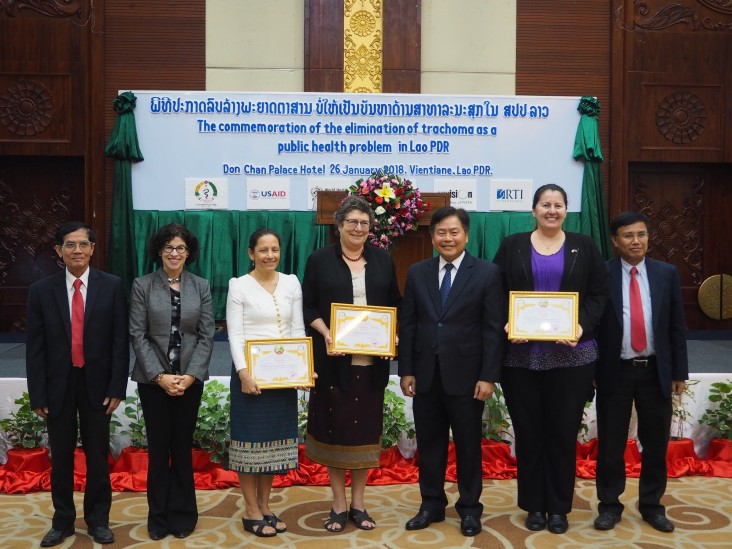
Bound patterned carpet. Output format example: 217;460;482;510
1;477;730;548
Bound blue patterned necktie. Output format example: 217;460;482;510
440;263;453;307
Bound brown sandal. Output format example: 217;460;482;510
349;507;376;530
324;509;347;533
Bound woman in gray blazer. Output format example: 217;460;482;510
129;223;215;541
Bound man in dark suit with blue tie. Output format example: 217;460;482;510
594;211;688;533
26;221;129;546
398;206;505;537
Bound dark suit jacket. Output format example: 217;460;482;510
26;268;129;417
398;252;506;395
596;257;689;398
492;231;608;343
302;242;402;390
129;269;214;384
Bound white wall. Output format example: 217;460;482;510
421;0;516;95
205;0;516;95
206;0;305;91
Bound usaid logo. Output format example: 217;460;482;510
249;189;287;200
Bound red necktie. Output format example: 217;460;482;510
629;267;647;353
72;278;85;367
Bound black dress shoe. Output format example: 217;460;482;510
87;525;115;544
405;509;445;530
40;527;74;547
173;530;193;538
525;512;546;531
594;512;621;530
149;530;168;540
643;514;675;532
547;513;568;534
460;515;482;537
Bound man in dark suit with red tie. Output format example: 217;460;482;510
398;206;505;537
26;221;129;546
594;211;688;533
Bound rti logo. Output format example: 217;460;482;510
496;188;525;200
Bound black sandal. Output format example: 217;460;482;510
349;506;376;530
242;518;276;537
263;513;287;533
324;509;347;533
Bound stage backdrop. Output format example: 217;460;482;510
110;92;607;318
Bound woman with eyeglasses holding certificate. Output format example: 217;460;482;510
302;195;401;533
129;223;214;541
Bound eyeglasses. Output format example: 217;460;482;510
618;231;648;240
344;219;371;229
163;245;188;254
62;241;92;251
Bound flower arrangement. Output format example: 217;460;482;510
346;170;430;249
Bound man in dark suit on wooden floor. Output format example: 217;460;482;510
594;211;688;533
26;221;129;546
398;206;505;537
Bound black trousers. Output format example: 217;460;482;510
501;362;595;515
596;362;672;517
413;364;485;517
47;366;112;530
138;382;203;534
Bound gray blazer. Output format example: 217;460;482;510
129;269;214;384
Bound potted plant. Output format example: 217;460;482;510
480;384;515;473
192;380;231;466
382;380;416;451
482;384;511;444
668;380;702;468
0;392;50;473
699;380;732;463
113;389;149;475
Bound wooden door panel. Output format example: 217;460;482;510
628;162;732;329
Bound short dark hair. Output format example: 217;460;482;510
532;183;568;209
147;223;200;263
429;206;470;235
55;221;96;246
610;211;650;235
333;195;375;228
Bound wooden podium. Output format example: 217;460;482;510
315;191;450;292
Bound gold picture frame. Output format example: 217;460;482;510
508;291;579;341
329;303;397;357
245;337;315;389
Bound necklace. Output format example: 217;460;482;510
341;249;364;262
534;232;564;251
167;275;181;284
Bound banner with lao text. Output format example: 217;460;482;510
130;91;584;212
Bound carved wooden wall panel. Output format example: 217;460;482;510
0;156;84;331
305;0;420;93
612;1;732;329
628;162;732;329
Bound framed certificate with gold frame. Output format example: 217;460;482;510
508;291;579;341
245;337;315;389
329;303;397;357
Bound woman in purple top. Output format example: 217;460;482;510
493;184;608;534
